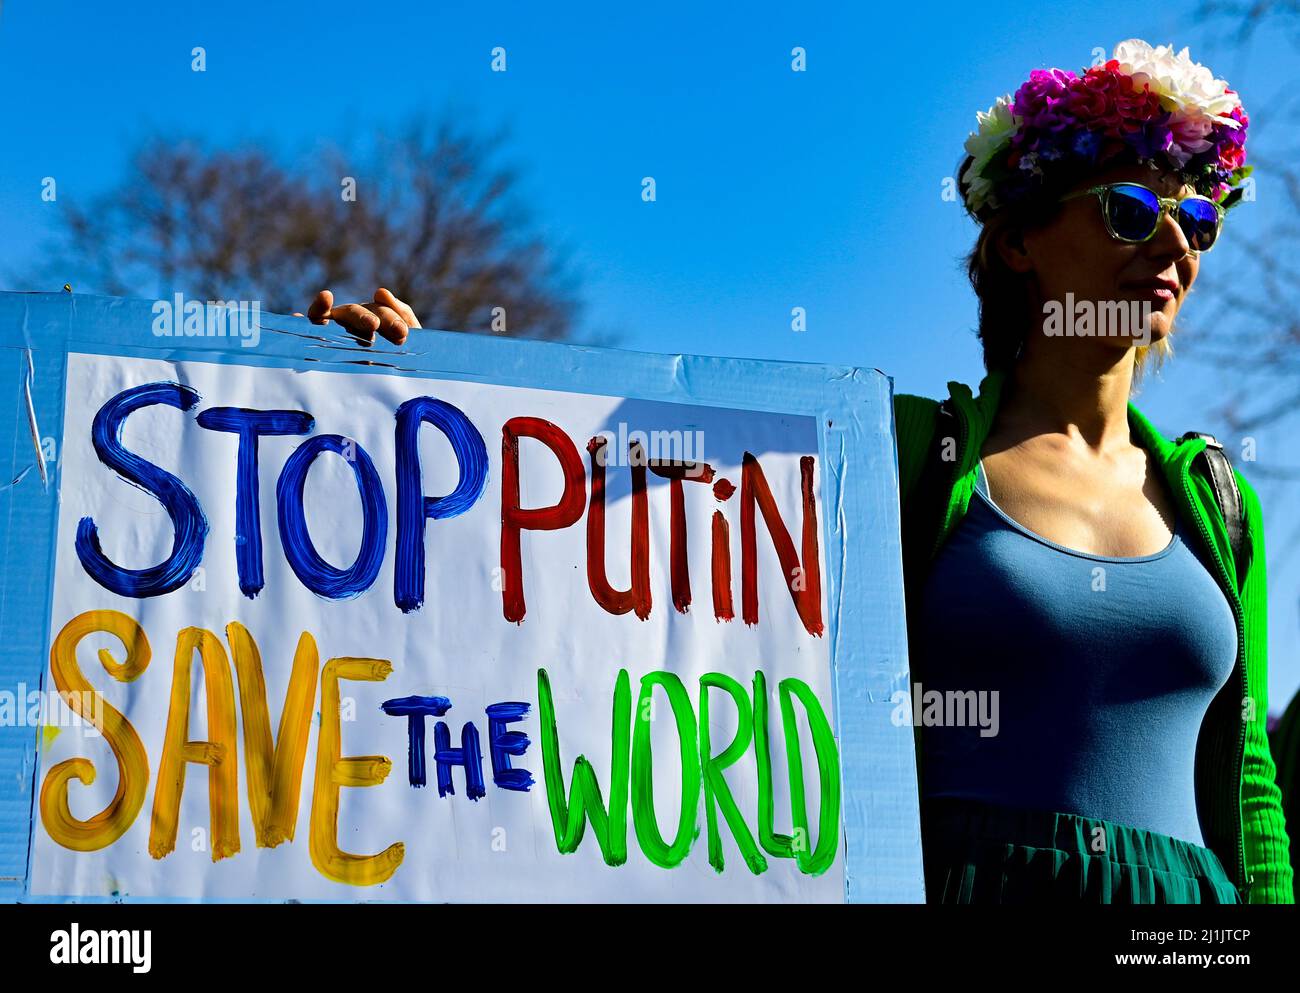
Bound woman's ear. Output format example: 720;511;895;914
993;222;1035;274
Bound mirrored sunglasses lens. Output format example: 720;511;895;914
1105;185;1161;241
1178;198;1220;251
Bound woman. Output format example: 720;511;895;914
307;39;1292;905
894;39;1291;905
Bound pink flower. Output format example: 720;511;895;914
960;39;1251;217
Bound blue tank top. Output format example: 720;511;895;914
915;460;1237;846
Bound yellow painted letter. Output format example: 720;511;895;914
148;627;240;861
40;610;150;851
227;623;319;847
309;657;403;885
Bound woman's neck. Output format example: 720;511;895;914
998;344;1137;454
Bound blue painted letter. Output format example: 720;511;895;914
75;382;208;597
434;720;487;800
486;702;534;792
196;407;314;598
381;694;453;787
394;397;488;612
276;434;388;598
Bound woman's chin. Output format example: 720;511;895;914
1141;314;1176;344
1116;309;1176;349
1099;322;1172;353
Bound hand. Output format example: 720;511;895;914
294;288;421;346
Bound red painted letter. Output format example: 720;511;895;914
740;454;823;636
501;417;586;623
648;459;715;613
586;437;652;619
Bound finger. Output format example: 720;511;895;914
307;290;334;325
366;303;409;346
375;287;420;329
328;303;381;345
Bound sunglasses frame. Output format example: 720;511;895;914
1059;181;1225;254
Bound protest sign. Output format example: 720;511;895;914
0;292;922;902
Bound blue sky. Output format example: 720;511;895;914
2;0;1298;707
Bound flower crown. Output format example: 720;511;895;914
959;39;1250;221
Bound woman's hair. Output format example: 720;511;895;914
965;204;1174;389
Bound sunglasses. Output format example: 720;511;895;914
1059;182;1225;253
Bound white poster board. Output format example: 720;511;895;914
31;352;845;902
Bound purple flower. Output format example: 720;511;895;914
1071;131;1101;159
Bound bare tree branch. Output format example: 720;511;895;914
21;115;585;342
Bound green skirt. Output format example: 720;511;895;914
921;796;1242;904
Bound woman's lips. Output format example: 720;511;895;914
1123;280;1178;302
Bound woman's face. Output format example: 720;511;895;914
1009;162;1201;351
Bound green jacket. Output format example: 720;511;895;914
893;366;1295;904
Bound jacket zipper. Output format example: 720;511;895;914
1180;452;1248;893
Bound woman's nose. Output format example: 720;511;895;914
1149;204;1193;258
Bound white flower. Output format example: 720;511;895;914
1111;38;1242;127
961;94;1018;212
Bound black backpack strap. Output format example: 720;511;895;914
1179;432;1248;584
901;398;959;589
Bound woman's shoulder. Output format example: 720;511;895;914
892;392;945;500
891;375;987;497
893;391;942;417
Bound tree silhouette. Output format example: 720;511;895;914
31;116;581;341
1189;3;1300;452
